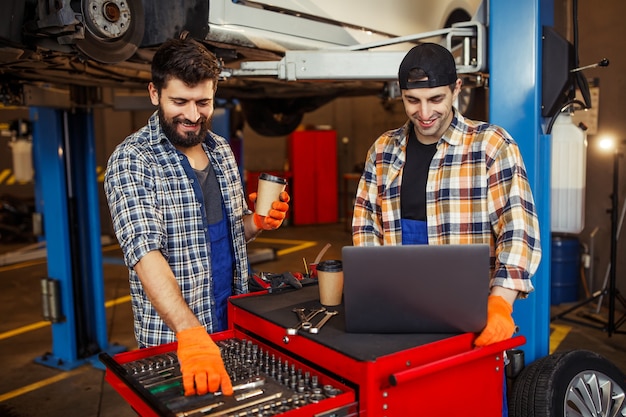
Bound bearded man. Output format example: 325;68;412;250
104;37;289;397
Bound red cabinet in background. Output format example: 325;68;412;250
289;130;338;225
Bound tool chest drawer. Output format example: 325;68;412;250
101;328;357;417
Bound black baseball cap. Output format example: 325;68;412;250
398;43;458;89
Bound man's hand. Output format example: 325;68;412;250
250;191;290;230
474;295;516;347
176;326;233;396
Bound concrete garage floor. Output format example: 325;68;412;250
1;223;625;417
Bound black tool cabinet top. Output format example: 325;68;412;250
229;285;459;362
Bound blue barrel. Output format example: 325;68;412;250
550;236;581;305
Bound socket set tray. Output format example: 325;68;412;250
100;330;356;417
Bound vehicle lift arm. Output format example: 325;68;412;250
225;21;486;90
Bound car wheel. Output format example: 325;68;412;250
509;349;626;417
241;95;338;136
242;103;303;137
76;0;145;63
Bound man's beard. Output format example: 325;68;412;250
159;107;211;148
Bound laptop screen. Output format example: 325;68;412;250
341;244;490;334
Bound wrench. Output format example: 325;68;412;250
293;307;307;322
309;310;338;334
287;308;315;335
293;308;313;332
287;307;326;335
296;307;325;332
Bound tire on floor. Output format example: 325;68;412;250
509;349;626;417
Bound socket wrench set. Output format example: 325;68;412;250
100;333;356;417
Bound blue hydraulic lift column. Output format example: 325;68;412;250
489;0;553;364
213;100;244;181
30;105;123;370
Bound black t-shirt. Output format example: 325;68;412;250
401;128;437;221
194;162;223;225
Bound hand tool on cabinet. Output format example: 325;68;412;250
313;243;332;265
287;307;326;335
302;258;310;276
309;310;338;334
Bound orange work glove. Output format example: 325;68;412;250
176;326;233;396
474;295;516;347
250;191;290;230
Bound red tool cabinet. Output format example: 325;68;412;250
102;286;524;416
228;286;524;416
288;129;338;225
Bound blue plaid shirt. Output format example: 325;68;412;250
104;111;250;347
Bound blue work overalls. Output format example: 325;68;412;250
209;204;234;332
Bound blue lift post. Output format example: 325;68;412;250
30;105;124;370
213;100;244;181
489;0;553;364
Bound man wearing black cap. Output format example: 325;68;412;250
352;43;541;347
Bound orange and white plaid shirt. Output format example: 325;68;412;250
352;110;541;295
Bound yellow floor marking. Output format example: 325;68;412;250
0;244;122;273
105;295;131;308
0;259;46;273
0;293;130;402
0;321;50;340
0;294;132;341
0;368;86;402
254;237;318;256
549;323;572;354
102;244;122;252
0;169;11;184
96;166;105;183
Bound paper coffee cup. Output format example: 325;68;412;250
317;260;343;306
255;173;287;216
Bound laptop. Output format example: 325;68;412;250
341;244;490;334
